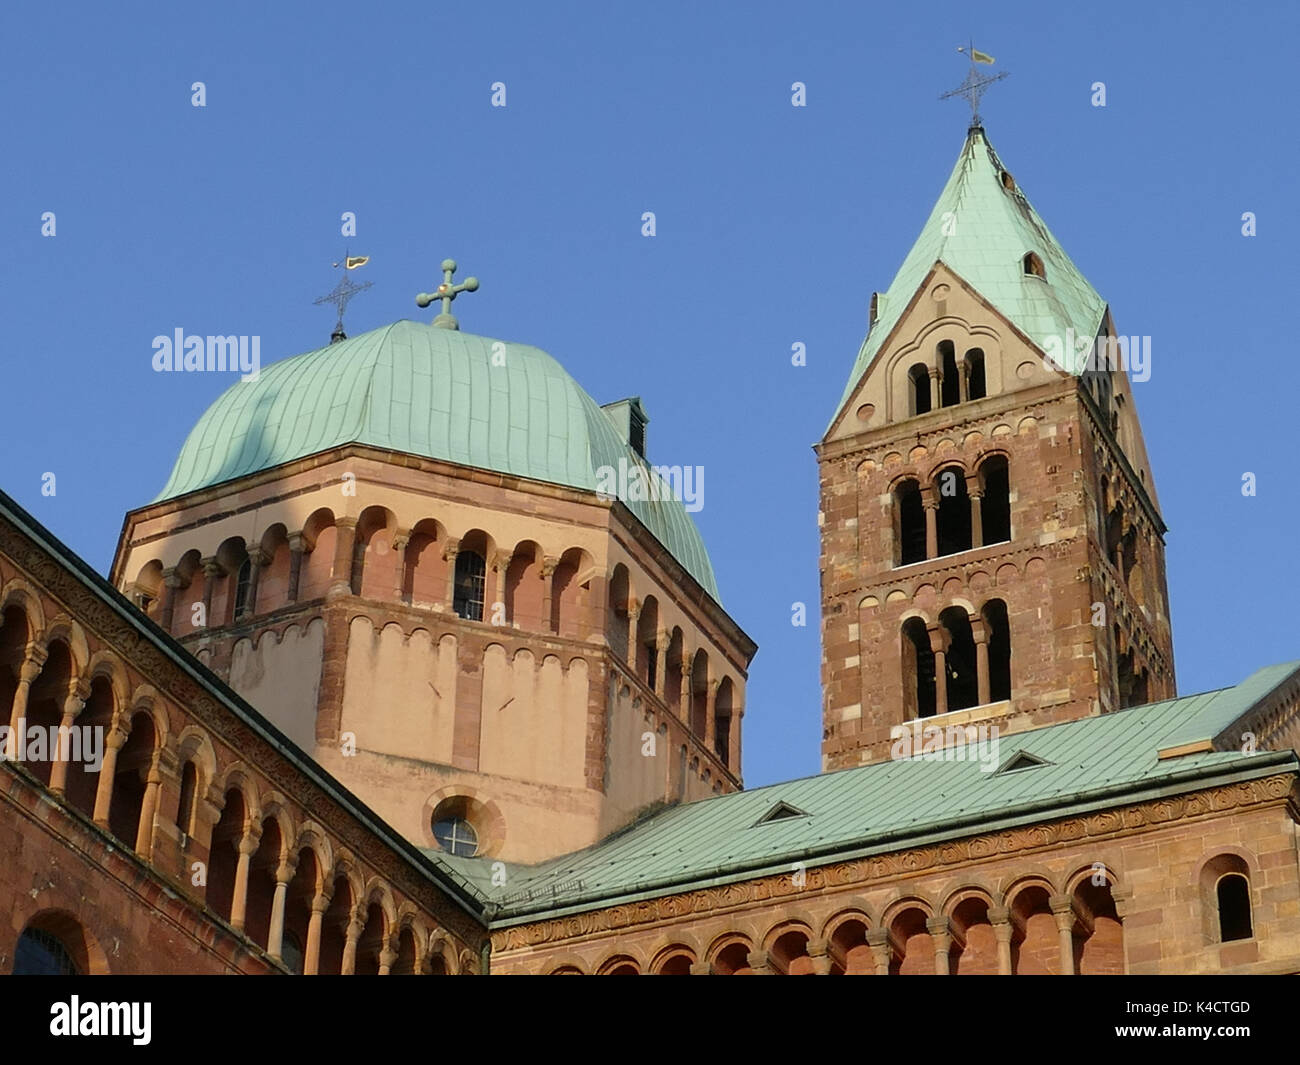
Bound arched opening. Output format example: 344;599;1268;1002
108;711;156;852
404;519;448;607
233;558;252;620
901;618;936;719
888;908;932;975
1023;251;1045;279
950;897;998;975
65;676;113;821
392;926;419;975
245;816;282;951
297;511;337;602
715;677;734;767
1217;874;1253;942
664;629;685;715
132;560;163;620
827;917;872;975
908;363;931;416
255;526;292;614
453;550;487;622
982;599;1012;703
934;467;971;556
12;913;97;975
1074;879;1124;974
24;640;73;787
552;548;592;638
939;607;978;712
317;876;353;975
690;651;709;739
1010;886;1058;974
979;455;1011;545
356;508;399;602
894;479;926;566
176;761;198;836
607;565;631;661
712;941;754;975
939;341;960;408
769;928;815;975
206;788;246;923
965;348;986;401
654;950;693;976
503;542;544;630
211;537;248;626
282;848;317;974
636;596;660;690
354;902;386;975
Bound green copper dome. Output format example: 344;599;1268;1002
156;319;720;600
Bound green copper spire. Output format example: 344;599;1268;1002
417;259;479;330
831;128;1107;427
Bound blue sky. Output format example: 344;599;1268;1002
2;1;1297;788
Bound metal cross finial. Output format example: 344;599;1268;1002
939;41;1009;129
416;259;479;330
313;254;373;343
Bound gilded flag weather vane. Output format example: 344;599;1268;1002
313;253;372;343
939;42;1008;128
416;259;479;331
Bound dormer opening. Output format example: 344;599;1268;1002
999;170;1016;192
1023;252;1046;279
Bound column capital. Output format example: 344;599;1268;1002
540;556;559;578
925;915;951;937
247;546;272;568
162;569;186;589
443;537;461;561
202;557;224;578
335;516;359;531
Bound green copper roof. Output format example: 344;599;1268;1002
156;319;719;599
832;127;1108;425
444;662;1300;922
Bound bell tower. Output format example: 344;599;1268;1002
817;126;1175;771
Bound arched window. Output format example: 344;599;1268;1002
908;364;931;416
1023;252;1045;279
453;551;486;621
934;468;972;556
176;760;197;836
901;618;936;719
979;455;1011;545
939;341;960;408
894;480;926;566
965;348;986;401
940;607;978;712
1201;859;1253;944
13;926;79;975
233;557;252;618
281;932;305;975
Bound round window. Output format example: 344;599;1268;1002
432;816;479;857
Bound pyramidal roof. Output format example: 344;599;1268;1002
832;127;1108;424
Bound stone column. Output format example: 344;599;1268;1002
443;538;461;608
200;558;223;628
267;857;297;962
330;518;359;595
989;906;1013;975
969;487;984;548
134;757;163;857
379;943;397;976
288;533;306;603
679;653;693;725
928;367;941;410
6;644;46;758
92;724;128;828
341;911;364;975
704;679;718;751
242;547;269;619
626;603;640;674
929;625;949;717
160;569;183;631
971;617;990;706
927;915;952;975
689;960;712;976
540;556;559;632
49;682;88;795
923;500;939;560
960;361;970;404
866;928;893;976
488;550;509;624
806;937;832;976
304;887;331;976
1050;894;1077;975
392;533;410;602
229;825;262;933
654;632;669;701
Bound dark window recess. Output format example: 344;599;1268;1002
453;551;486;621
234;558;252;616
981;458;1011;545
1217;875;1253;942
13;928;79;975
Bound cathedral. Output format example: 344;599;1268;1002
4;120;1299;977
